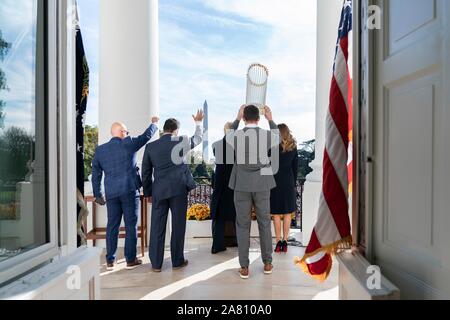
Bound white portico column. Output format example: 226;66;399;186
99;0;159;146
96;0;159;248
302;0;342;245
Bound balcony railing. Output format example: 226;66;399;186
187;177;213;208
188;177;306;230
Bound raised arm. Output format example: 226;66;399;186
126;117;159;153
232;105;245;130
264;105;279;150
189;109;205;149
264;106;278;130
223;105;244;143
190;123;203;149
141;145;154;198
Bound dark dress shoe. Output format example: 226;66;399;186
173;260;189;270
126;258;143;270
106;262;115;271
211;247;227;254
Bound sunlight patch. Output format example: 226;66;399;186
140;252;260;300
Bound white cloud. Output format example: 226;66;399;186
202;0;316;29
0;0;36;34
160;3;258;31
77;0;318;149
160;0;317;146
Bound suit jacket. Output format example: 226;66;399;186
228;120;279;193
91;124;158;200
210;137;236;221
142;124;202;202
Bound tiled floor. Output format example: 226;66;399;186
99;238;339;300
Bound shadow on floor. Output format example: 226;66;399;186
98;238;339;300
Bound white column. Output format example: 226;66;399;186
149;0;160;122
302;0;342;245
96;0;159;248
99;0;159;147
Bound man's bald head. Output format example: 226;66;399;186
111;122;128;139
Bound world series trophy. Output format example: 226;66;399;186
246;63;269;115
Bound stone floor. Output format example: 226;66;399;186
99;237;339;300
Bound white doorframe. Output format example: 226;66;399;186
57;0;78;255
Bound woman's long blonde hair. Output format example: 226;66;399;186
278;124;297;152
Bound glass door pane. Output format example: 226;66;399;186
0;0;48;262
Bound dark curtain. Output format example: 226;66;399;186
75;14;90;247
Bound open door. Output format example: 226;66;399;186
370;0;450;299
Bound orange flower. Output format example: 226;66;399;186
187;204;211;221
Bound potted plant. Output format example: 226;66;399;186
185;204;212;238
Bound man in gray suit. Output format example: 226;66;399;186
228;105;279;279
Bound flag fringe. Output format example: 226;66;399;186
297;256;333;282
293;236;353;282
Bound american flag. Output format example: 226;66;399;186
295;0;353;281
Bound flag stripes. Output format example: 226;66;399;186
295;0;353;281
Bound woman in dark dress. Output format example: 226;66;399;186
271;124;298;253
210;122;237;254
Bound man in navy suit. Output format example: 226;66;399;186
92;117;159;270
142;110;204;272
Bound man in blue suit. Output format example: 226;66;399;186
92;117;159;270
142;110;204;272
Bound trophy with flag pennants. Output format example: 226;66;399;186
246;63;269;115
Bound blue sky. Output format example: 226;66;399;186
0;0;38;134
79;0;317;146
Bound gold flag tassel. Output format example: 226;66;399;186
294;236;353;282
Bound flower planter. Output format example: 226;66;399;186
185;219;212;238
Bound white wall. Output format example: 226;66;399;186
302;0;343;245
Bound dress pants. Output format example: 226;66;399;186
234;191;273;268
149;193;188;269
106;190;140;263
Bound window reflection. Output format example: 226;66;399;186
0;0;48;262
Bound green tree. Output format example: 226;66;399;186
0;30;11;129
187;151;213;185
188;151;204;173
0;127;33;182
193;162;209;178
297;139;315;180
205;163;214;178
84;125;98;181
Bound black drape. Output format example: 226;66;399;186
75;19;90;247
